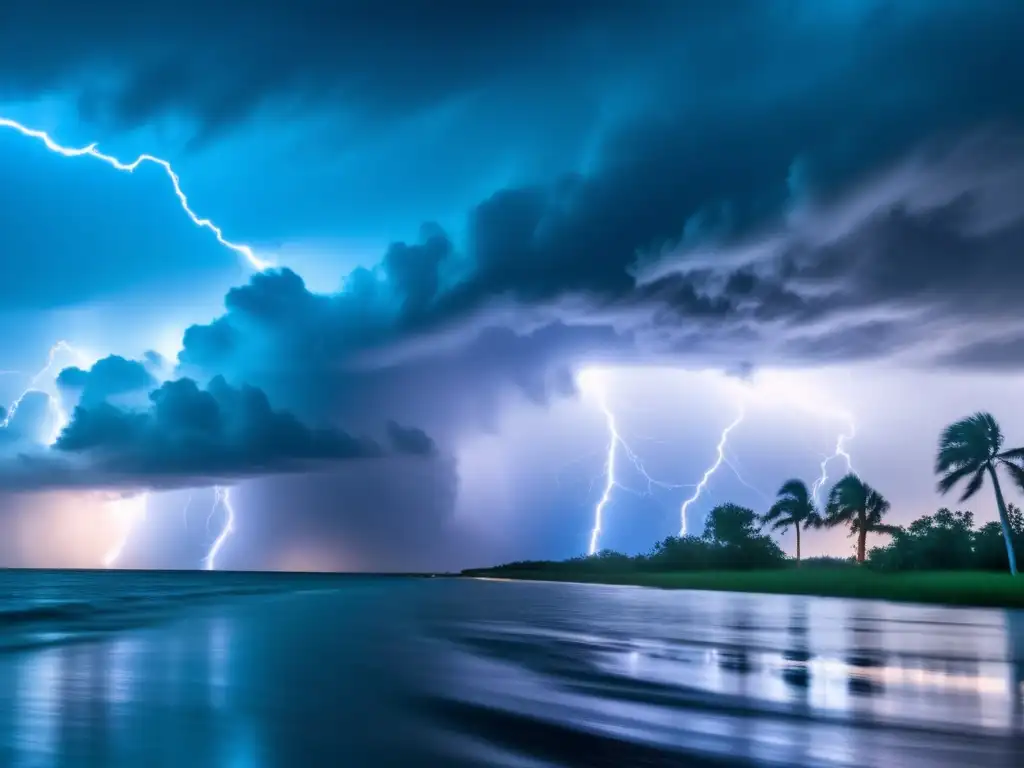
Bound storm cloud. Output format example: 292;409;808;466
0;373;442;492
1;0;1024;568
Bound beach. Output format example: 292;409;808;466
0;571;1022;766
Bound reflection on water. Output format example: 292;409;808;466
0;577;1022;766
421;581;1024;766
0;624;261;768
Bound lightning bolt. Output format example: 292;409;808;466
1;340;92;441
0;117;270;569
182;490;194;529
588;390;618;556
0;117;271;272
576;369;857;549
0;341;149;568
103;492;148;567
204;486;235;570
580;369;691;555
732;372;858;508
678;404;746;536
810;416;857;505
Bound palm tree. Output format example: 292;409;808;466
762;479;821;563
936;413;1024;575
823;474;897;563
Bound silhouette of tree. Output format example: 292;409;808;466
702;503;761;546
823;474;897;563
761;479;821;563
696;503;786;569
936;413;1024;575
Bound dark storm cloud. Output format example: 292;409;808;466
0;0;674;139
170;127;1024;446
5;0;1023;367
934;335;1024;371
386;422;437;457
3;0;1024;572
0;376;435;491
644;131;1024;366
56;354;156;406
173;265;629;437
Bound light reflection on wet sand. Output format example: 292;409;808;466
0;578;1021;766
421;581;1024;766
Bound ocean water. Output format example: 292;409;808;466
0;571;1022;766
0;569;326;652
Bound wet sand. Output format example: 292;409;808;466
0;575;1022;766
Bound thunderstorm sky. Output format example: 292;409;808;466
1;0;1023;571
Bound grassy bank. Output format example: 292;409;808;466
462;568;1024;609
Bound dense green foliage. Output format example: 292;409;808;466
479;503;789;575
867;505;1024;572
473;503;1024;578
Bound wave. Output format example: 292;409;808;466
0;580;309;657
0;584;281;628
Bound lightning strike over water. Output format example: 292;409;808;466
678;405;746;537
204;486;236;571
0;341;152;569
0;117;271;272
103;493;148;567
0;118;272;568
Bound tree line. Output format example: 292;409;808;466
762;411;1024;574
489;412;1024;576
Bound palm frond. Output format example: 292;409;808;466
998;459;1024;494
937;462;980;496
803;510;824;529
936;412;1001;474
824;473;865;528
862;488;893;532
872;524;902;536
777;478;811;505
959;467;987;502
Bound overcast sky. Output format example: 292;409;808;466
1;0;1023;571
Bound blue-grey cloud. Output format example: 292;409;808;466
386;421;437;457
0;0;672;140
0;377;438;491
56;354;156;406
166;130;1024;444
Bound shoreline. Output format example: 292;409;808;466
460;569;1024;609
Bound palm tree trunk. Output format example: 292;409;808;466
987;464;1018;576
795;523;801;564
856;529;866;563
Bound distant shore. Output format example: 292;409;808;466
460;568;1024;609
